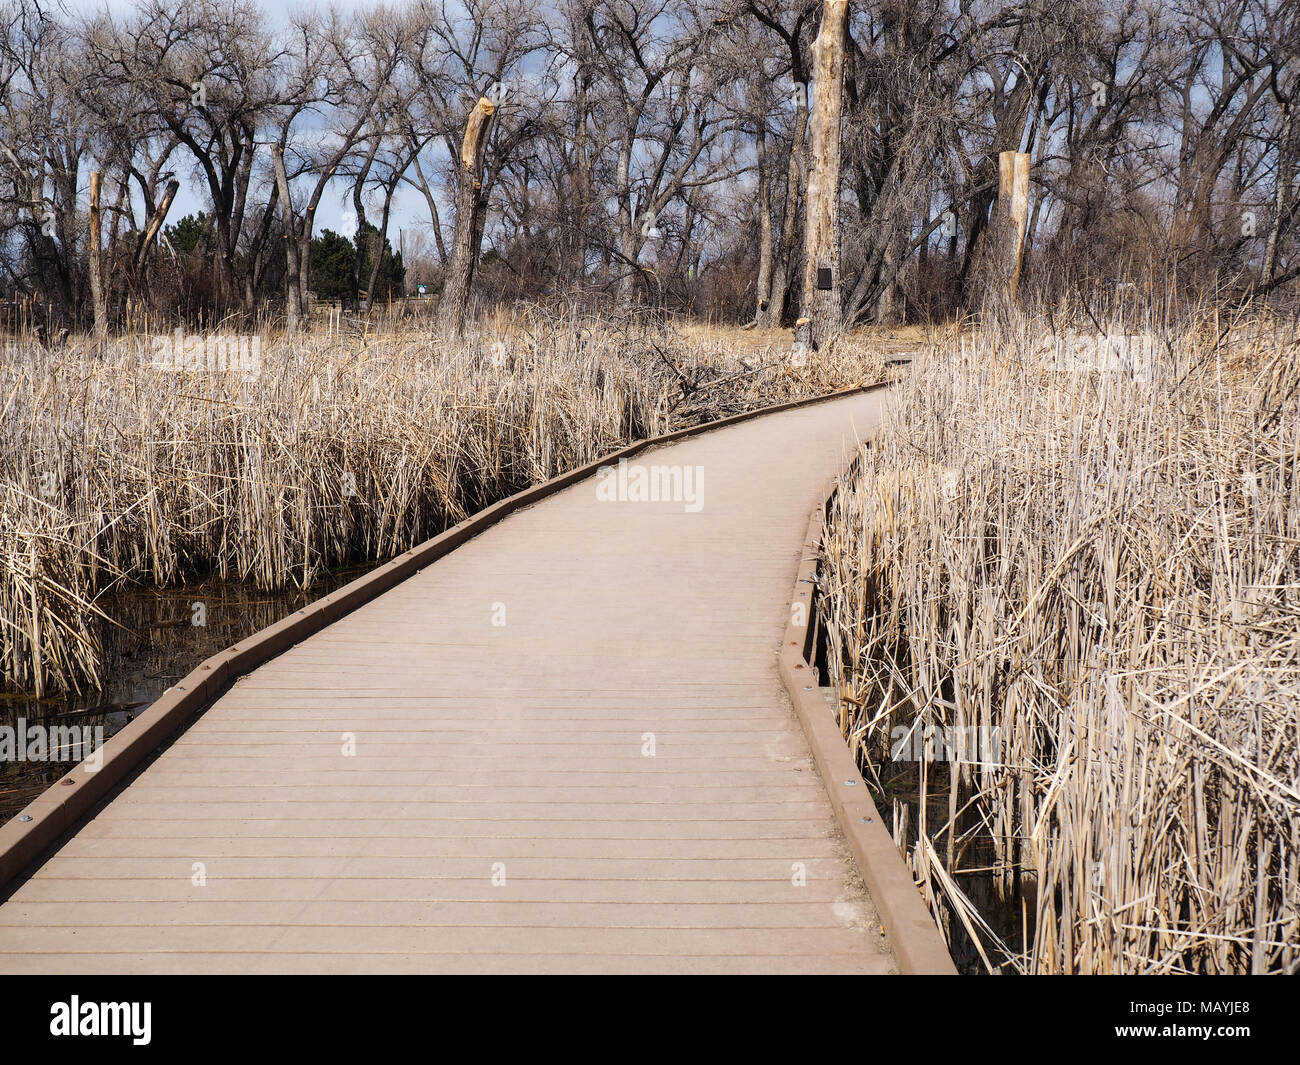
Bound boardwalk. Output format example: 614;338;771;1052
0;389;900;974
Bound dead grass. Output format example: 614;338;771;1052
673;319;931;357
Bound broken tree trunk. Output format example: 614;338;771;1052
799;0;849;349
438;96;496;338
88;171;107;339
133;177;180;276
970;150;1030;310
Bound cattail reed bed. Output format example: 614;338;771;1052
818;311;1300;974
0;318;885;694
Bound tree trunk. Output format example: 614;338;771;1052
246;181;280;308
133;178;180;277
1001;151;1030;301
351;138;381;308
1263;104;1294;287
271;146;302;333
754;119;774;325
570;65;594;287
438;97;496;338
87;171;107;338
872;226;906;324
366;177;400;309
765;91;809;329
615;139;640;308
297;213;313;318
800;0;848;348
968;151;1030;310
617;220;644;306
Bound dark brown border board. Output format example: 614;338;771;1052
0;380;892;897
780;492;959;975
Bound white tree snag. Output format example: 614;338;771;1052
88;170;107;339
973;150;1031;307
440;96;497;337
999;150;1031;300
461;97;496;174
800;0;849;349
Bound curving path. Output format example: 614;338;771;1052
0;389;894;974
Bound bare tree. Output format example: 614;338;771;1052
745;1;817;327
272;6;409;330
0;2;91;320
402;0;545;336
580;1;745;307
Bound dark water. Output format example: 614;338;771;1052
810;624;1028;973
0;564;372;821
870;765;1031;974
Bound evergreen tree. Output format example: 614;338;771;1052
309;226;404;304
163;213;212;257
309;229;355;302
354;222;405;302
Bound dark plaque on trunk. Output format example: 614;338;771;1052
817;268;833;290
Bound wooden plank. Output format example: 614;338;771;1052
0;953;894;976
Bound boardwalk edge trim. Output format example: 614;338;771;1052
777;462;960;975
0;381;892;905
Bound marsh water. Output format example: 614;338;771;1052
0;564;373;820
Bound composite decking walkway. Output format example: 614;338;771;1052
0;389;893;974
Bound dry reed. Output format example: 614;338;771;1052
818;308;1300;974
